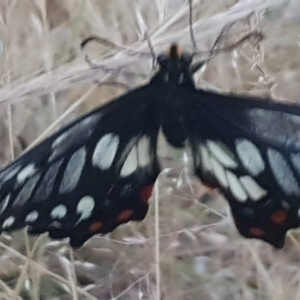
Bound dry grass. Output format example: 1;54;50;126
0;0;300;299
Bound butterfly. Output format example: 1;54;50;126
0;43;300;249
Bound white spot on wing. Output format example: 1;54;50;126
49;113;101;162
92;134;119;170
34;159;63;201
211;157;228;187
17;164;36;184
13;174;41;207
239;176;267;201
2;216;15;229
226;171;247;202
247;108;300;147
59;147;86;194
51;204;67;219
120;137;151;177
267;148;300;196
178;73;184;84
136;136;152;167
0;194;10;214
199;145;213;172
25;211;39;223
77;196;95;221
0;164;21;183
49;221;62;228
235;139;264;176
207;140;237;168
120;146;138;177
290;153;300;176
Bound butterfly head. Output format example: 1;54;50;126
155;44;194;86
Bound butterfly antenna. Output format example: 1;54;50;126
190;23;263;75
188;0;197;53
208;22;235;60
81;35;153;69
132;0;156;68
208;21;263;59
145;32;156;69
81;36;137;56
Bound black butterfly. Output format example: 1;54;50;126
0;44;300;248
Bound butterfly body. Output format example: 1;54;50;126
1;44;300;248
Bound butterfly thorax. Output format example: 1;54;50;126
151;44;196;148
151;44;195;88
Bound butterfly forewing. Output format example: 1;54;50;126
1;42;300;249
0;85;161;247
189;89;300;247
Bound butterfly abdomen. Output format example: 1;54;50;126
159;91;189;148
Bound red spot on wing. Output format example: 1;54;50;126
117;209;134;222
89;222;103;233
140;185;154;203
249;227;265;237
271;210;288;224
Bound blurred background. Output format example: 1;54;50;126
0;0;300;299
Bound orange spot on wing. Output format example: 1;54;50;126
271;210;288;224
140;185;154;203
89;222;103;233
249;227;265;237
117;209;134;222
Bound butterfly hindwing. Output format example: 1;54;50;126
0;85;161;247
189;89;300;247
2;42;300;249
